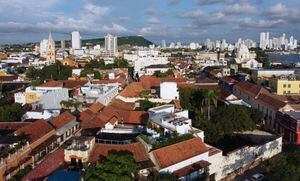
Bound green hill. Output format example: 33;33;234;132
83;36;153;47
55;36;153;48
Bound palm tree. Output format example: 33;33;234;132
202;90;219;120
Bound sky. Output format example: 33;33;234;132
0;0;300;44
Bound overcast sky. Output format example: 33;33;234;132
0;0;299;44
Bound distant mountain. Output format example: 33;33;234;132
83;36;153;47
55;36;153;48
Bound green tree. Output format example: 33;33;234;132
84;153;139;181
263;152;300;181
148;172;178;181
202;90;219;120
194;105;258;143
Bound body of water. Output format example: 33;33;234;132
268;53;300;64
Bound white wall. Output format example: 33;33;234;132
160;82;179;100
208;137;282;180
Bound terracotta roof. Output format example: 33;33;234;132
14;119;54;143
49;111;76;129
0;53;8;59
89;143;149;163
257;93;287;110
119;82;145;98
140;75;187;89
0;122;31;131
60;80;88;89
234;81;269;98
79;109;95;122
173;160;210;177
0;75;18;81
102;106;148;125
23;149;65;181
151;137;208;169
111;99;135;111
38;81;63;88
221;76;238;84
91;73;127;88
89;102;104;113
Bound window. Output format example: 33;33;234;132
283;84;286;88
284;91;286;94
288;91;291;94
288;84;291;88
290;132;295;143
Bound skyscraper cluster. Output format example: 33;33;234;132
235;38;257;49
260;32;298;51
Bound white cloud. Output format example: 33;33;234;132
224;3;257;14
148;17;161;24
239;17;284;28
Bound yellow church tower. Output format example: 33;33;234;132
46;31;56;64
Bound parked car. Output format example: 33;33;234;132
251;173;265;181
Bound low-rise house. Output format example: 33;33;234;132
145;64;170;75
241;59;262;69
88;142;152;176
49;111;79;144
251;69;295;80
269;75;300;95
64;136;95;164
233;81;294;130
0;119;56;180
14;81;69;112
149;137;210;180
148;105;191;135
276;111;300;144
75;83;119;105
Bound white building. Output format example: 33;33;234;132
40;39;48;57
160;82;179;100
105;34;118;57
71;31;81;50
134;56;169;75
148;104;192;135
76;83;119;105
145;64;169;75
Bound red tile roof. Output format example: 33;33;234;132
89;143;149;163
14;119;54;143
119;82;145;98
79;109;95;122
49;111;76;129
151;137;208;169
221;76;238;84
22;149;65;181
0;122;31;131
234;81;269;98
60;80;88;89
102;106;148;125
140;75;187;89
89;102;104;113
119;75;187;98
111;99;135;110
257;93;287;110
0;75;18;81
38;81;63;88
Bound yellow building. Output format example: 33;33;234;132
60;57;78;67
270;77;300;95
0;70;7;76
25;92;40;104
